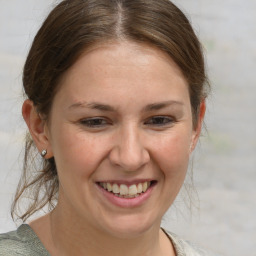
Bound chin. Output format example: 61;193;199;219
99;213;160;239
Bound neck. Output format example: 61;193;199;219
46;204;173;256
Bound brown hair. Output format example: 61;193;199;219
12;0;209;221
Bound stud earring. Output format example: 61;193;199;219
41;149;47;157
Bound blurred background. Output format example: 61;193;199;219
0;1;255;255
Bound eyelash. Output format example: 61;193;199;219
79;116;175;129
80;117;110;128
145;116;175;126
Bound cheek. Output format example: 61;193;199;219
50;126;108;178
151;129;191;178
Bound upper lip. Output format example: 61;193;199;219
96;179;156;186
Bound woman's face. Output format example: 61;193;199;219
45;41;202;237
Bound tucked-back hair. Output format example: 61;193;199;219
12;0;209;221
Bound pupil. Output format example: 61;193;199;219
154;117;164;124
93;119;102;125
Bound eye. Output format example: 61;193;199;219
80;117;110;128
145;116;175;126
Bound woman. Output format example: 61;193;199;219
0;0;214;255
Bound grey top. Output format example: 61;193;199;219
0;225;50;256
0;224;217;256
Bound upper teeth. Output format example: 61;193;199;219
99;182;151;196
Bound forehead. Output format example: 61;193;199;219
55;41;190;109
60;41;187;85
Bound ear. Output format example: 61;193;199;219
22;99;53;158
190;100;206;153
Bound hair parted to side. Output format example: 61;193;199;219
12;0;209;221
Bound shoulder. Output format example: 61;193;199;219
0;224;50;256
163;229;220;256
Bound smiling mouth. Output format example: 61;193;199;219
97;181;156;198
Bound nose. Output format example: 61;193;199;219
109;125;150;172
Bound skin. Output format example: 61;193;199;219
23;41;205;256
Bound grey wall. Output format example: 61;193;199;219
1;1;255;255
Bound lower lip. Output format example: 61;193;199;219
96;183;155;208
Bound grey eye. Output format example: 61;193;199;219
145;116;174;126
81;118;108;127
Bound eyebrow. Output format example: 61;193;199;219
68;100;184;112
68;102;115;111
142;100;184;112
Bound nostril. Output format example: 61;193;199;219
108;145;150;171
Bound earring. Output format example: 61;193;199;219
41;149;47;157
